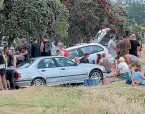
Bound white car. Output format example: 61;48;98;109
15;56;106;88
65;43;114;64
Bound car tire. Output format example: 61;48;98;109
89;69;103;82
31;78;46;86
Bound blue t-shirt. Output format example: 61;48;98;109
132;71;145;85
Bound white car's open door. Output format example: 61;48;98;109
94;28;110;44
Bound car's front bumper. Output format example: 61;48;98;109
15;79;31;88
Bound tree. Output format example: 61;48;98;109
0;0;69;46
126;2;145;25
61;0;127;46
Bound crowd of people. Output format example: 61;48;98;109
74;34;144;86
0;35;68;90
0;33;144;90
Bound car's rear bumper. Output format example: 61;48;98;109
15;79;31;88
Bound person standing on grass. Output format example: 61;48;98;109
31;38;40;58
40;35;52;56
9;48;17;68
108;35;118;59
20;38;31;60
0;51;7;90
58;42;68;57
118;35;131;55
129;34;140;57
4;46;15;90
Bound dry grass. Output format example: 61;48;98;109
0;45;144;114
0;82;145;114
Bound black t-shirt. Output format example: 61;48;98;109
129;40;140;56
31;43;40;57
80;57;89;63
0;54;5;65
7;53;14;67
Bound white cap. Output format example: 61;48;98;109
10;47;15;50
119;57;125;62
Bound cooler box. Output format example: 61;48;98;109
84;79;99;86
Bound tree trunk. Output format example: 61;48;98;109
8;36;15;47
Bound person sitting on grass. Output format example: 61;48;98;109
120;53;140;67
96;54;102;64
132;65;145;86
117;57;131;80
74;57;80;64
99;53;111;73
80;53;89;63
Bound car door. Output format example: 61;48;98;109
80;45;104;64
54;57;85;84
37;58;62;85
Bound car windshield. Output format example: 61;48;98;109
17;59;35;68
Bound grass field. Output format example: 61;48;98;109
0;46;145;114
0;82;145;114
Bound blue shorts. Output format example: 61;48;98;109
140;80;145;85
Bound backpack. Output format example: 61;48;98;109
43;41;52;53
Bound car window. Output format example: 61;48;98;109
80;45;104;54
37;59;56;69
91;45;104;53
55;57;76;67
68;49;80;59
17;59;35;68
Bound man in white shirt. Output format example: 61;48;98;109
118;57;130;73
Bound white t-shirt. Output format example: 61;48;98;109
118;62;129;73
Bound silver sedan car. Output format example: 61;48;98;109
15;56;106;88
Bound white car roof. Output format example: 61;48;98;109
32;56;65;60
66;43;105;51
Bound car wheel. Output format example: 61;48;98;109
31;78;46;86
89;69;103;82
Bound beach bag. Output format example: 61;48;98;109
84;79;99;86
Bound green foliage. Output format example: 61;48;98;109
62;0;127;45
126;3;145;25
0;0;3;8
0;0;68;45
55;0;69;39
